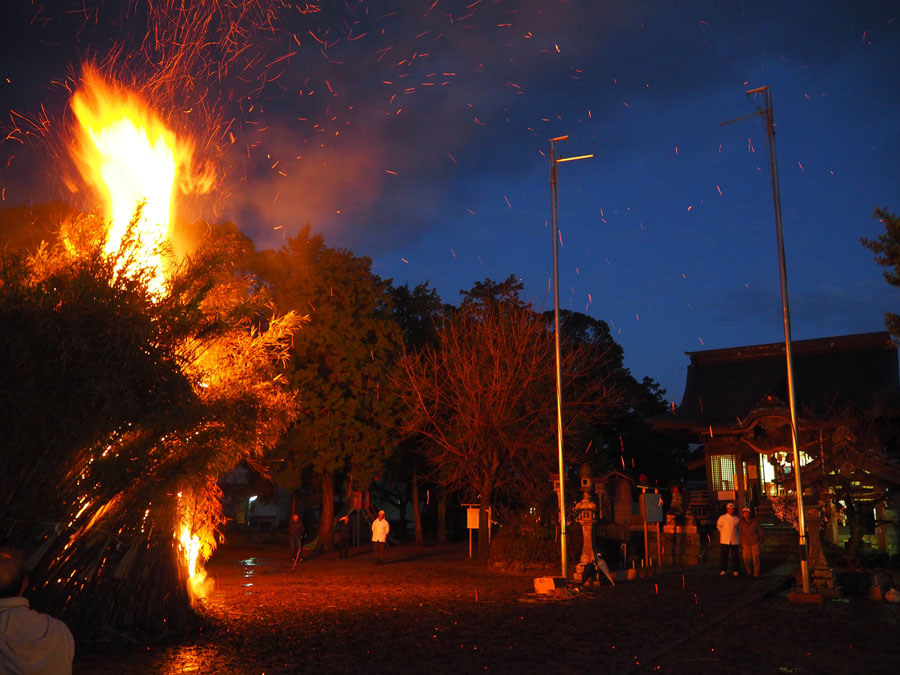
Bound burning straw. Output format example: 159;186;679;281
1;205;304;639
0;2;312;637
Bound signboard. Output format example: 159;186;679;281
466;507;480;530
351;491;363;510
643;493;664;523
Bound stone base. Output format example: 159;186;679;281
574;560;591;580
533;576;568;594
662;525;698;534
788;592;823;604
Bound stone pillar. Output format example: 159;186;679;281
804;497;836;595
614;476;632;527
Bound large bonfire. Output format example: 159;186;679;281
0;60;303;635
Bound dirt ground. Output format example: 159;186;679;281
74;541;899;674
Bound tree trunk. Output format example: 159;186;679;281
437;490;447;544
396;487;409;542
478;479;493;560
844;494;862;566
412;463;424;546
318;470;335;552
290;488;301;518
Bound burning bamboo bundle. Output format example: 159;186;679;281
0;204;304;639
1;2;311;637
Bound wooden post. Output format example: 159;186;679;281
655;489;662;567
641;487;649;568
876;501;888;552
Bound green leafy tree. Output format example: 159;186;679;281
861;207;900;338
459;275;531;313
548;309;687;485
255;226;403;549
383;282;447;545
391;282;446;351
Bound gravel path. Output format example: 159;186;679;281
74;542;900;674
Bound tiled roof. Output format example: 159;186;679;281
651;332;900;431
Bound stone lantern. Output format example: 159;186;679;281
574;463;598;580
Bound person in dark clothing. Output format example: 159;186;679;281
335;516;352;559
1;547;75;674
738;506;765;577
288;514;304;562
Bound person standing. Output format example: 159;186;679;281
371;510;390;565
738;506;765;577
716;502;741;576
335;516;352;559
288;514;305;563
0;548;75;675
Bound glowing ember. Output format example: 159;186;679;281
69;67;211;293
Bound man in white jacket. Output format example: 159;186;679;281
716;503;741;576
371;510;390;565
0;548;75;675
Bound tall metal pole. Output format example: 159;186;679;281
750;86;811;594
548;136;593;580
549;135;568;579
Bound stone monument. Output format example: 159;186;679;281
574;463;598;580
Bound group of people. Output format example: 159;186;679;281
288;509;390;564
716;502;766;577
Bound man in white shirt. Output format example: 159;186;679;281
716;503;741;576
371;510;390;565
0;548;75;674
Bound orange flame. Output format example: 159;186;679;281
69;67;213;292
179;524;203;584
176;491;215;602
68;67;218;597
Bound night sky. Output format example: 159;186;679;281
2;1;898;403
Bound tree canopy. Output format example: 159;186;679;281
395;276;625;558
861;207;900;339
254;226;403;547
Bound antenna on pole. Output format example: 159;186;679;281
722;86;811;595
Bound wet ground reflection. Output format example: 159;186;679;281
73;542;895;674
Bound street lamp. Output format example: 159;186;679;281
723;87;811;594
549;135;593;580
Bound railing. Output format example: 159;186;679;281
688;490;711;523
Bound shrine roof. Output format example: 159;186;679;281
650;331;900;431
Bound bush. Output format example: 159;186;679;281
490;514;583;564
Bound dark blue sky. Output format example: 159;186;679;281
2;1;899;403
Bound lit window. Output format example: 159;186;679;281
710;454;735;492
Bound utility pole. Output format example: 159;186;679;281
549;135;593;580
723;87;810;594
